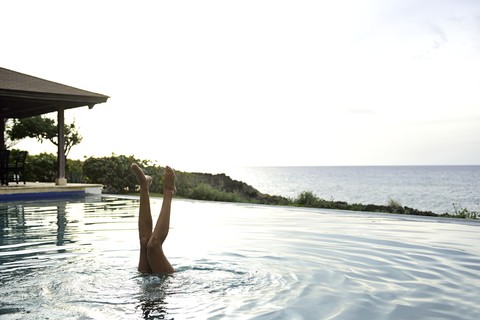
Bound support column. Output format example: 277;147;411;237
56;108;67;185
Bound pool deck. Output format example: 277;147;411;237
0;182;103;201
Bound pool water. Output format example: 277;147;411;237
1;196;480;319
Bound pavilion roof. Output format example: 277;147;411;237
0;67;109;118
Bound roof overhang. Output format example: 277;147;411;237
0;67;109;118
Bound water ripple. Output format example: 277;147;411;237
1;197;480;319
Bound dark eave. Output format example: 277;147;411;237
0;67;109;119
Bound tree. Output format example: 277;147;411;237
7;115;82;156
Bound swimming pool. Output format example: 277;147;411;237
1;196;479;319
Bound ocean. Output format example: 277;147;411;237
224;166;480;215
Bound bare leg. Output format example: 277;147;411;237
147;166;176;274
131;163;153;273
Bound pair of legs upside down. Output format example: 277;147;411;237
131;163;176;274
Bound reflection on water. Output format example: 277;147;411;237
1;196;480;319
136;274;171;319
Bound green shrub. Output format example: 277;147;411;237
294;191;320;207
25;152;57;182
66;159;84;183
188;183;242;202
387;198;403;213
83;154;142;193
452;203;478;220
387;198;402;208
18;151;87;183
142;164;165;194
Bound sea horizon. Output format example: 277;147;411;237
221;165;480;215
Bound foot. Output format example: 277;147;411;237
163;166;177;195
131;163;152;188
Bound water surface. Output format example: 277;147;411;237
1;196;479;319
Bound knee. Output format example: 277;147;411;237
146;236;162;252
139;236;150;248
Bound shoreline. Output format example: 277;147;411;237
24;153;479;220
133;189;478;220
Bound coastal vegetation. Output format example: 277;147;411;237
451;203;478;220
21;152;478;220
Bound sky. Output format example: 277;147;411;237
2;0;480;172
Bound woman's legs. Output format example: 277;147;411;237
131;164;176;274
131;163;153;273
147;166;176;274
